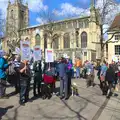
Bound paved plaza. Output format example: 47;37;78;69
0;77;120;120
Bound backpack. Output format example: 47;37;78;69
8;63;17;75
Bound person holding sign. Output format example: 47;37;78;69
19;60;31;105
33;60;42;97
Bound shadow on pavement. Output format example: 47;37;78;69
36;96;88;120
0;106;14;119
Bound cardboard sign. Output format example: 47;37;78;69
33;46;41;61
20;41;31;61
45;49;54;63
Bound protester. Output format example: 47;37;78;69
0;53;9;99
100;61;108;95
19;60;31;105
105;64;115;98
74;57;82;78
14;55;21;93
8;55;20;94
67;58;73;96
59;58;68;100
33;60;42;97
86;61;95;87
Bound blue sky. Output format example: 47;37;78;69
29;0;91;26
0;0;120;26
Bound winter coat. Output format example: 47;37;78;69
105;66;115;82
0;57;9;80
58;63;68;78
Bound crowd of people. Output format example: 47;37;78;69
0;52;119;106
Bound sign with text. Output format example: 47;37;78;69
33;46;41;61
20;41;31;61
45;49;54;63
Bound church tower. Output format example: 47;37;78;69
6;0;29;37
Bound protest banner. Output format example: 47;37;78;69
45;49;54;63
20;41;31;61
33;46;41;61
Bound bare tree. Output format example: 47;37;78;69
38;9;61;47
92;0;120;61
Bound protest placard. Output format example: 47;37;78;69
45;49;54;63
33;46;41;61
20;41;31;61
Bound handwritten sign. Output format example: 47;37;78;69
20;41;30;61
33;46;41;61
45;49;54;63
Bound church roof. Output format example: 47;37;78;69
108;14;120;32
20;15;90;31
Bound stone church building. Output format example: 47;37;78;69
3;0;101;62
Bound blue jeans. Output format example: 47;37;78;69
76;67;80;78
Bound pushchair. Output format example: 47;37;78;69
41;69;56;99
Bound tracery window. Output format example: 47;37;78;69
35;34;40;45
81;32;87;48
52;34;59;49
63;33;70;48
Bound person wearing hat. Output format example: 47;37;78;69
0;53;10;99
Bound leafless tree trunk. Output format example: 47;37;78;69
91;0;120;62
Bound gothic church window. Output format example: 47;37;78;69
81;32;87;48
84;20;89;28
52;34;59;49
35;34;40;45
63;33;70;48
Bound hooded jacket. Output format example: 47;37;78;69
0;57;9;79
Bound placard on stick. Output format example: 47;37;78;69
45;49;54;63
20;41;31;61
33;46;41;61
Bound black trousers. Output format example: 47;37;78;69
33;78;41;95
68;76;71;95
20;79;30;102
8;74;20;93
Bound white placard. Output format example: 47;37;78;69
20;41;31;61
33;46;41;61
45;49;54;63
15;47;20;55
112;56;118;63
